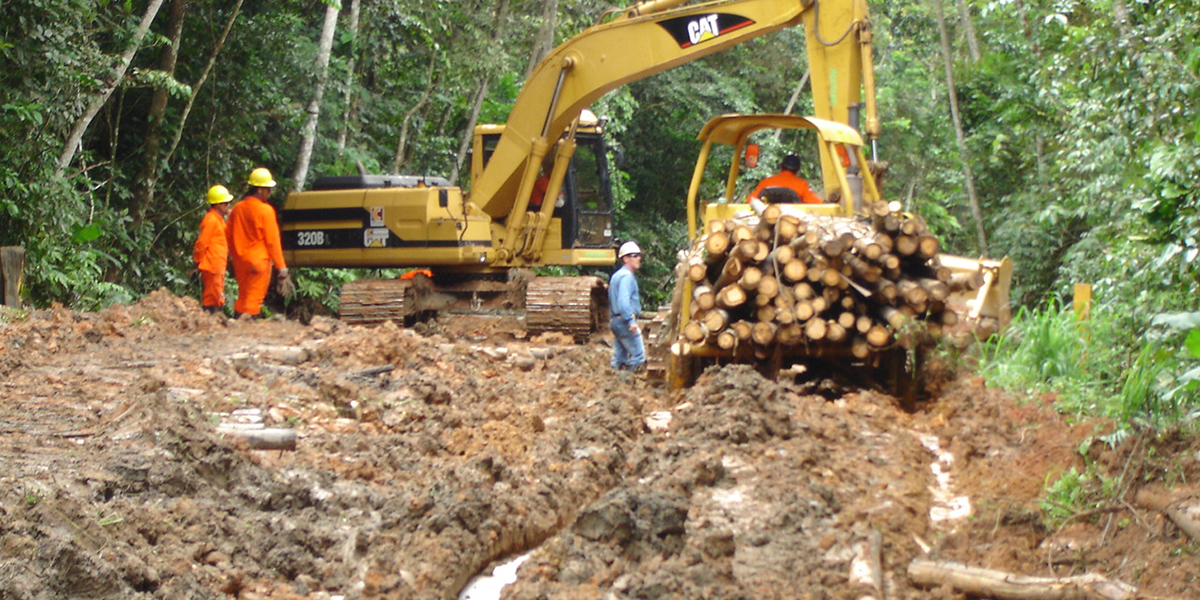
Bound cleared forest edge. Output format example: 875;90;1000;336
0;290;1196;599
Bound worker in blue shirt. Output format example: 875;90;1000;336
609;241;645;373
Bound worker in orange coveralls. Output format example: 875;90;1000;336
192;185;234;314
227;167;289;318
747;154;823;204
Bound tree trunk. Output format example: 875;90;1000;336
934;0;987;255
449;80;490;185
164;0;244;165
56;0;166;175
335;0;363;151
523;0;559;79
955;0;981;63
450;0;511;185
132;0;187;227
1110;0;1132;38
392;55;438;174
291;2;341;192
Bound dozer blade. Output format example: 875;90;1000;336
939;254;1014;341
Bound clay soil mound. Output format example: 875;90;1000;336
0;290;1196;599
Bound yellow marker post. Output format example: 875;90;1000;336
1073;283;1092;321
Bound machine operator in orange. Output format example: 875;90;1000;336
227;167;289;318
193;184;234;314
747;154;822;204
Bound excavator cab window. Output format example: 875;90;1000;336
561;132;613;249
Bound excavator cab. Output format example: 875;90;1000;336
470;111;615;253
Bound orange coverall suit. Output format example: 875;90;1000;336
748;171;823;204
193;208;228;309
226;196;287;316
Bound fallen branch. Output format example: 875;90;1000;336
907;559;1137;600
347;364;396;379
1135;487;1200;544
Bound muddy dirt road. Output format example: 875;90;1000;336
0;290;1196;599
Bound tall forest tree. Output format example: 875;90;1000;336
292;1;341;192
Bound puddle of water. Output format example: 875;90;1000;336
457;551;532;600
914;432;971;523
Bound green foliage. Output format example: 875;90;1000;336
1040;465;1118;528
980;302;1200;429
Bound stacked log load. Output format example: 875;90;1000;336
676;201;986;361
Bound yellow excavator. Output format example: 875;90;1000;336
282;0;888;338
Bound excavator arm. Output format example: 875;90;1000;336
472;0;878;226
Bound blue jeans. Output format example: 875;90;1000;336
610;318;646;371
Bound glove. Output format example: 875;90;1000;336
277;272;295;299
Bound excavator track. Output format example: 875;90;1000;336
525;276;608;341
338;279;413;325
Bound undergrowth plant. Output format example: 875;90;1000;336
978;303;1200;429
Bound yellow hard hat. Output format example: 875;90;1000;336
247;167;277;188
206;185;233;205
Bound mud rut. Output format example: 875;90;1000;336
0;290;1197;599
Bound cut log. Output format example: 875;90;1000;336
948;268;985;292
919;278;951;302
781;258;808;284
218;427;298;451
731;320;753;341
738;266;764;291
761;202;783;225
793;282;815;301
825;321;847;343
755;304;777;323
851;336;871;359
714;257;745;290
687;259;709;283
837;311;857;330
702;308;730;333
776;215;803;243
683;320;709;343
756;275;780;300
717;329;738;350
704;231;730;262
777;322;804;346
731;239;760;263
751;321;777;346
866;324;891;347
715;285;748;310
768;244;795;268
918;234;940;259
794;300;815;323
804;318;827;341
1136;488;1200;544
752;241;770;262
692;285;716;312
907;559;1138;600
731;224;755;244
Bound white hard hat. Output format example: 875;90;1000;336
618;241;642;258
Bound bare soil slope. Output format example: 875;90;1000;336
0;290;1196;599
